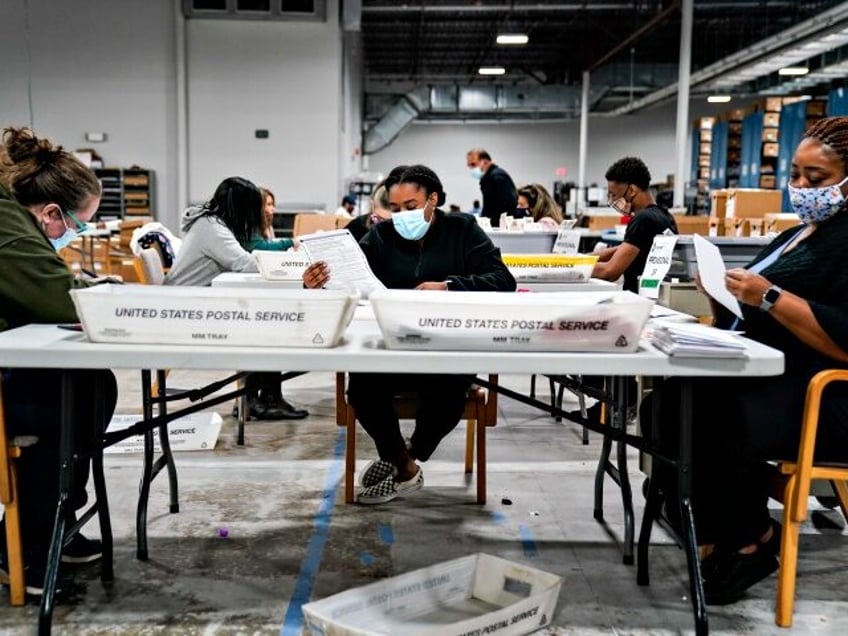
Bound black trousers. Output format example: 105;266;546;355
2;368;118;568
245;371;284;399
347;373;474;463
644;373;848;550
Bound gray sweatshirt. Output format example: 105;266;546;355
163;206;258;287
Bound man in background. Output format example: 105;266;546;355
466;148;517;228
335;195;357;218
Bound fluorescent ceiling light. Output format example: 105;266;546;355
478;67;506;75
496;34;528;45
779;66;809;76
707;95;732;103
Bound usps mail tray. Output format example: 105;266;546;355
254;249;310;280
70;285;358;347
301;553;562;636
502;254;598;283
370;289;653;352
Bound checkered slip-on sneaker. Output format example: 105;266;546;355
356;468;424;505
358;459;397;488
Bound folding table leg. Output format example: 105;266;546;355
156;370;179;514
136;370;154;561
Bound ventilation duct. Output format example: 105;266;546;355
363;97;419;154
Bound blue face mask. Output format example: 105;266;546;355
469;166;484;181
392;202;432;241
50;227;79;251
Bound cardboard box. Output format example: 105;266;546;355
762;127;779;142
710;190;729;218
759;175;777;189
725;189;783;219
729;122;743;134
763;97;783;112
729;217;755;237
764;212;802;234
700;129;712;142
708;216;726;237
302;554;562;636
763;112;780;127
70;285;358;347
763;142;779;157
727;108;746;121
748;218;765;237
806;100;827;117
672;215;710;235
370;289;654;352
698;167;710;179
586;214;620;231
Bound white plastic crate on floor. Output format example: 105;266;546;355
302;553;562;636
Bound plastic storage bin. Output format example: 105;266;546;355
70;285;357;347
501;254;599;282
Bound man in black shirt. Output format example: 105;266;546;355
592;156;678;293
466;148;517;228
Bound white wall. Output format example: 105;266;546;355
369;101;703;211
186;6;344;214
0;0;178;226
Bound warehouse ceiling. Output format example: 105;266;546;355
359;0;848;145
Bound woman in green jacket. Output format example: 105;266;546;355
0;127;117;594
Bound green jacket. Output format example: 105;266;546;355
0;184;90;332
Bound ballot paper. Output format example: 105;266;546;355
298;229;386;299
650;322;747;358
692;234;743;318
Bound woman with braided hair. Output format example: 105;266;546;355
303;164;516;504
645;116;848;605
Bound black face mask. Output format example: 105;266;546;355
513;207;530;219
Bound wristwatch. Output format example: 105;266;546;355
759;285;783;312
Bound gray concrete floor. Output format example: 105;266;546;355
1;369;847;635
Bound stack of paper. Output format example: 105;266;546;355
650;322;748;358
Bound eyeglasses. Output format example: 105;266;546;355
63;209;88;235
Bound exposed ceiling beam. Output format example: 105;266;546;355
588;1;680;72
605;0;848;115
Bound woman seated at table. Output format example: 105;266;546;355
0;126;118;593
303;165;516;504
516;183;563;229
245;187;298;252
165;177;307;420
646;116;848;605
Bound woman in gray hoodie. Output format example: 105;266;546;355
165;176;307;420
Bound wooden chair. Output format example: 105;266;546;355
0;375;34;605
775;369;848;627
335;373;498;505
133;247;166;285
293;213;342;237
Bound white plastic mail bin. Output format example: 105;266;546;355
70;285;358;347
370;289;653;352
302;553;562;636
254;249;310;280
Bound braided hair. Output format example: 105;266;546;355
396;165;447;206
804;117;848;172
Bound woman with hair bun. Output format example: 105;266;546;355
0;127;117;593
303;164;516;504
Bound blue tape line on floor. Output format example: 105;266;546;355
378;523;395;545
519;524;537;557
280;430;345;636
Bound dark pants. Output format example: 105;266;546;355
644;373;848;550
245;371;284;400
347;373;474;462
2;368;118;568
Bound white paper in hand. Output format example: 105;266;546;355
298;229;386;299
692;234;742;318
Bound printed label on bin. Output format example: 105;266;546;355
254;249;310;280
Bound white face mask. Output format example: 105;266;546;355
469;166;484;181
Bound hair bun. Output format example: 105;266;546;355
2;127;60;168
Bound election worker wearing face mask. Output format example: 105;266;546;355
0;126;118;590
592;156;678;294
465;147;517;229
643;116;848;607
303;164;516;505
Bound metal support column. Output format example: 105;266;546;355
578;71;590;212
673;0;694;209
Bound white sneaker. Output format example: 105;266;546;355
358;459;396;488
357;469;424;505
